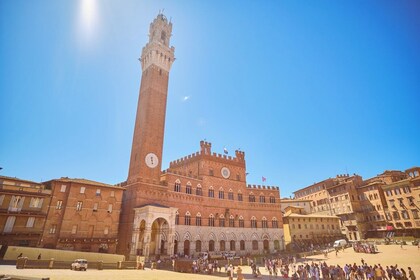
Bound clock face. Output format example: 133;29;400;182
145;153;159;168
221;167;231;179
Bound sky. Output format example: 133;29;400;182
1;1;419;198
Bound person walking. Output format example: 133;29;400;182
236;266;244;280
408;267;416;280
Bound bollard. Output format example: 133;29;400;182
97;260;103;270
49;258;54;269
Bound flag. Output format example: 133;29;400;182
245;173;249;176
223;147;228;154
262;176;266;182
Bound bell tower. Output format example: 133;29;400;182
128;13;175;182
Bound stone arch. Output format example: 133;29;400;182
262;233;271;240
219;232;227;241
186;181;192;186
174;232;180;241
219;186;224;191
183;231;192;241
208;232;217;241
229;232;237;241
238;233;246;241
194;234;202;241
250;233;259;240
175;179;181;183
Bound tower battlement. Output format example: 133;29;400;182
247;184;279;191
169;141;245;168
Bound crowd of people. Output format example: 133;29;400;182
352;243;379;254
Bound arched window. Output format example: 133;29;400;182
249;193;255;202
208;186;214;198
259;195;266;203
220;240;226;251
230;240;235;250
261;217;268;228
208;214;215;227
219;214;225;227
174;180;181;192
175;211;179;225
237;191;243;201
240;240;245;250
274;240;280;250
185;211;191;225
272;217;279;228
219;187;224;199
196;240;202;252
228;189;234;200
229;215;235;227
251;216;257;228
239;216;244;228
269;196;276;203
209;240;215;252
252;240;258;250
186;183;192;194
196;184;202;196
196;213;202;226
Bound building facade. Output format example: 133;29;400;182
117;14;284;259
282;206;342;251
382;167;420;238
0;176;51;247
39;178;124;253
294;168;420;240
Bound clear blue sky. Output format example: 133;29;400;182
1;1;419;198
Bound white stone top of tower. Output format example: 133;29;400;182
140;13;175;73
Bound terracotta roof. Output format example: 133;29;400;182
49;177;124;189
284;212;340;219
0;175;41;185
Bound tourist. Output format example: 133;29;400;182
408;267;416;280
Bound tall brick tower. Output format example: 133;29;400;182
118;13;175;257
128;13;175;183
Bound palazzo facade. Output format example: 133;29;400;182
117;14;284;259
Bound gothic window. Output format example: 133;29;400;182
240;240;245;250
230;240;236;250
196;240;202;252
185;212;191;225
208;214;215;227
261;217;268;228
219;215;225;227
196;213;202;226
161;31;166;43
269;196;276;203
219;188;224;199
196;185;203;196
272;217;278;228
56;200;63;210
175;211;179;225
259;195;266;203
237;192;243;201
228;189;234;200
209;240;215;252
249;193;255;203
239;216;244;228
186;183;192;194
220;240;226;251
229;215;235;227
251;216;257;228
208;187;214;198
252;240;258;250
174;181;181;192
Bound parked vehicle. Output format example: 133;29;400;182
333;239;347;249
71;259;88;271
